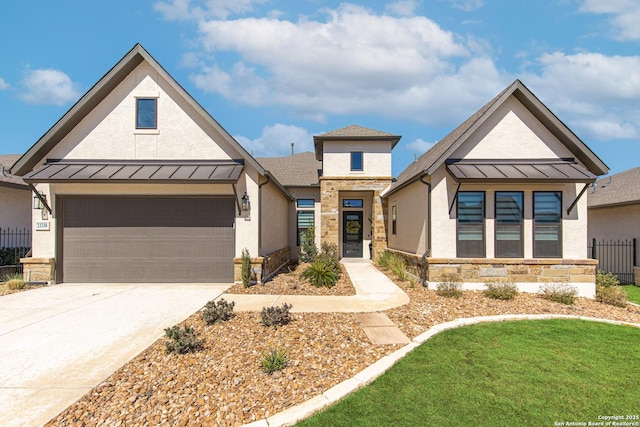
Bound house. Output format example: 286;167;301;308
0;154;31;232
381;80;608;297
587;167;640;284
11;45;609;296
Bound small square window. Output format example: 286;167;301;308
351;152;363;171
296;199;315;208
136;98;157;129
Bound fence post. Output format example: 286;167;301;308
634;238;637;267
591;238;597;260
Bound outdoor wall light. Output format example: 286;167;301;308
33;191;46;210
241;192;251;212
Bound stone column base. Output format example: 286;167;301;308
20;258;55;283
634;266;640;286
233;257;264;284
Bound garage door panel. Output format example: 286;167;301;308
61;197;235;283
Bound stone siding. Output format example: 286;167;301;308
635;266;640;286
233;256;264;284
262;247;291;282
20;257;55;283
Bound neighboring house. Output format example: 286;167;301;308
0;154;31;232
10;45;609;296
381;80;608;297
587;167;640;283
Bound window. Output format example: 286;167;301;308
342;199;363;208
534;191;562;257
296;199;314;208
297;211;315;246
495;192;523;257
392;205;397;235
351;151;363;171
457;192;485;257
136;98;157;129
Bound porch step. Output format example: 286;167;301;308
354;313;411;345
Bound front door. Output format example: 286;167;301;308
342;211;363;258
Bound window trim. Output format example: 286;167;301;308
136;97;157;129
350;151;363;171
533;191;563;258
495;191;524;258
456;191;486;258
296;210;315;246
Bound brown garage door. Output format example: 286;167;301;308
59;197;235;283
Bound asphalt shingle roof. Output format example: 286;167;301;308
588;167;640;208
257;152;322;187
316;125;398;138
0;155;28;189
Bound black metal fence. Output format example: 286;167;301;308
0;228;31;271
589;238;637;285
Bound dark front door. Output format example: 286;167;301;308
342;211;363;258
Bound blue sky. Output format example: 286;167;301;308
1;0;639;176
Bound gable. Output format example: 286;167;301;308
451;96;574;161
47;61;241;162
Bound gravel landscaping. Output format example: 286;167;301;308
45;267;640;426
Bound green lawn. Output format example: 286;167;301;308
298;320;640;427
622;285;640;304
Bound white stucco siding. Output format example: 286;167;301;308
0;187;31;230
386;180;428;255
260;181;290;255
588;204;640;264
452;97;574;160
48;62;242;162
322;140;392;177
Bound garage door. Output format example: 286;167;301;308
59;197;235;283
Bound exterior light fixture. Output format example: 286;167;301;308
33;191;46;210
241;192;250;212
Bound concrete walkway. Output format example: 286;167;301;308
0;283;229;427
217;259;410;312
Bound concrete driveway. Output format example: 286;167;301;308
0;282;230;427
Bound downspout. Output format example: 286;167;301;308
419;174;431;288
258;174;271;257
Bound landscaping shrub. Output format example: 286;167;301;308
164;325;204;354
260;346;289;375
376;250;394;270
299;227;318;263
376;250;410;281
320;242;340;263
261;303;292;328
241;248;252;288
483;281;518;300
539;283;578;305
303;258;339;288
201;298;235;325
3;272;26;290
596;286;627;308
436;273;463;298
596;270;620;288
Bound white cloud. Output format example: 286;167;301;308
19;69;81;106
406;138;435;154
235;123;314;157
448;0;484;12
154;0;267;20
385;0;419;17
0;77;9;90
579;0;640;41
522;51;640;141
189;3;504;125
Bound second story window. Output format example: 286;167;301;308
136;98;157;129
351;151;363;171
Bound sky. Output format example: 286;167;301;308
1;0;639;177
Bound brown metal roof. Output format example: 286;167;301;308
23;160;244;183
446;159;597;183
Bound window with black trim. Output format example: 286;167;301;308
351;151;363;171
296;199;314;208
392;205;397;235
297;210;315;246
342;199;363;208
136;98;157;129
495;191;523;257
533;191;562;257
457;191;485;257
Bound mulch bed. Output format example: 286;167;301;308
46;267;640;426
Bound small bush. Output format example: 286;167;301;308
299;227;318;263
596;270;620;288
376;250;394;270
164;325;204;354
260;346;289;375
241;248;253;288
302;259;339;288
376;251;410;281
201;298;235;325
483;281;518;300
320;242;340;263
596;286;627;308
540;283;578;305
436;273;463;298
3;272;26;290
261;303;292;328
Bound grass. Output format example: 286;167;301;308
622;285;640;305
297;320;640;427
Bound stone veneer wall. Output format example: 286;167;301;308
20;257;55;283
635;266;640;286
319;177;391;260
233;247;290;284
